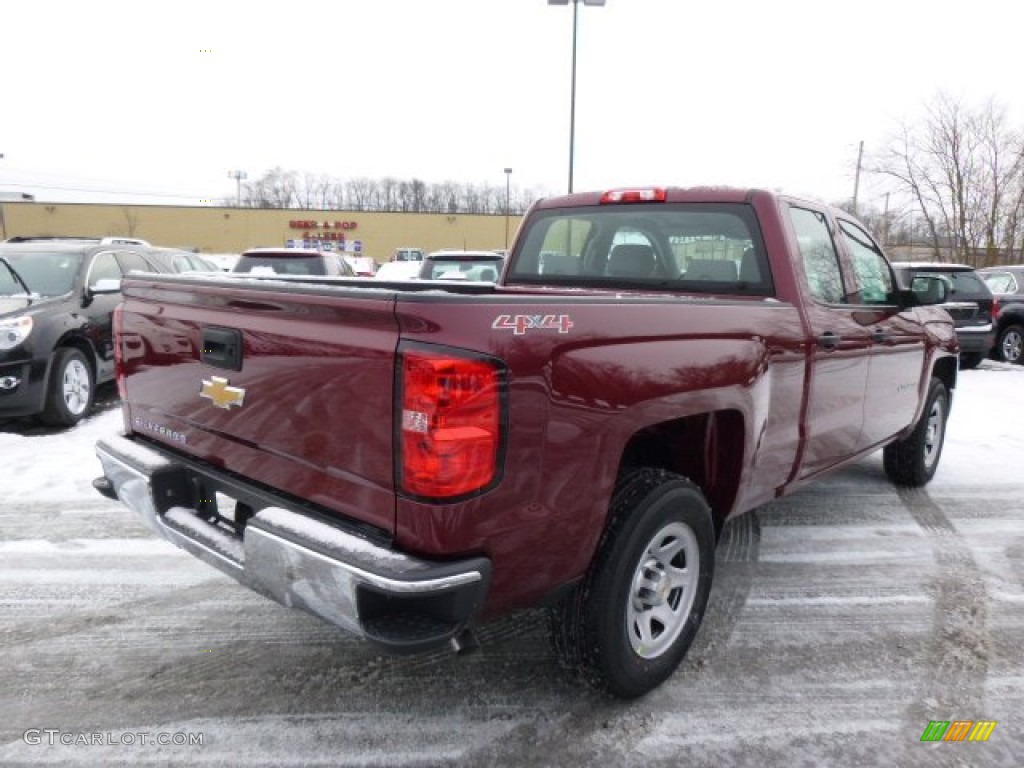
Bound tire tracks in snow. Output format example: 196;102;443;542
688;509;761;664
897;486;989;723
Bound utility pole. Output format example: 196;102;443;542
503;167;513;249
852;140;864;215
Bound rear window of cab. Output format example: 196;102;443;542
506;203;773;296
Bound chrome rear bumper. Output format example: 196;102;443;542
94;434;490;652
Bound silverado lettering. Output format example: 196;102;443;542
94;186;958;698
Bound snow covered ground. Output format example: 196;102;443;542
1;363;1022;766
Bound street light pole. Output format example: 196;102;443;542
227;170;247;207
504;167;513;249
549;0;605;194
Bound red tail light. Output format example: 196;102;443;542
399;346;504;499
991;295;1000;319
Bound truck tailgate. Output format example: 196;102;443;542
118;276;399;535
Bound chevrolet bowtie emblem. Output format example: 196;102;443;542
200;376;246;410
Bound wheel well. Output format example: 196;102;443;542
996;313;1024;332
618;410;744;538
52;336;98;381
932;354;957;398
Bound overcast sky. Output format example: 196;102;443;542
2;0;1021;211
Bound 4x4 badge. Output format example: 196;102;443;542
200;376;246;410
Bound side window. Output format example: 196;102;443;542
839;220;895;305
789;207;846;304
88;252;123;288
116;250;155;274
514;218;591;277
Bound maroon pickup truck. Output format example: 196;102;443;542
94;187;957;698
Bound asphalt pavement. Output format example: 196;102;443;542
1;393;1022;766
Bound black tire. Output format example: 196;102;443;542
995;324;1024;364
958;353;982;370
548;468;715;699
39;348;95;428
882;377;949;487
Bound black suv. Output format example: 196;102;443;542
978;265;1024;364
0;237;176;427
891;262;996;369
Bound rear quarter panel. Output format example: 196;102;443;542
393;290;806;614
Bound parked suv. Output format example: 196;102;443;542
0;237;174;427
978;265;1024;364
892;262;996;369
418;250;505;281
231;248;356;277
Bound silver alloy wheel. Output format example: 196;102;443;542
1002;329;1023;363
626;521;700;659
62;358;91;416
922;395;945;471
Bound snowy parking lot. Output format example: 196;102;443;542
1;363;1022;766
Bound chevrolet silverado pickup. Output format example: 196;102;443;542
93;187;957;698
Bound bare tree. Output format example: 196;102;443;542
345;178;375;211
974;102;1024;264
234;168;548;215
121;207;139;236
298;173;333;209
870;93;1024;266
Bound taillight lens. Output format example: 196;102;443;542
399;346;504;499
991;296;1000;319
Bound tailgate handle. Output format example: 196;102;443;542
201;327;243;371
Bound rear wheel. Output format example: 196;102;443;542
996;324;1024;364
548;468;715;699
39;348;94;428
883;377;948;487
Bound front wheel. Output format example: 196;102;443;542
39;348;95;428
548;469;715;699
883;377;949;487
996;324;1024;364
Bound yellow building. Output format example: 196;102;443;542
0;202;524;263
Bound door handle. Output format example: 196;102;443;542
817;332;841;350
872;328;891;344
